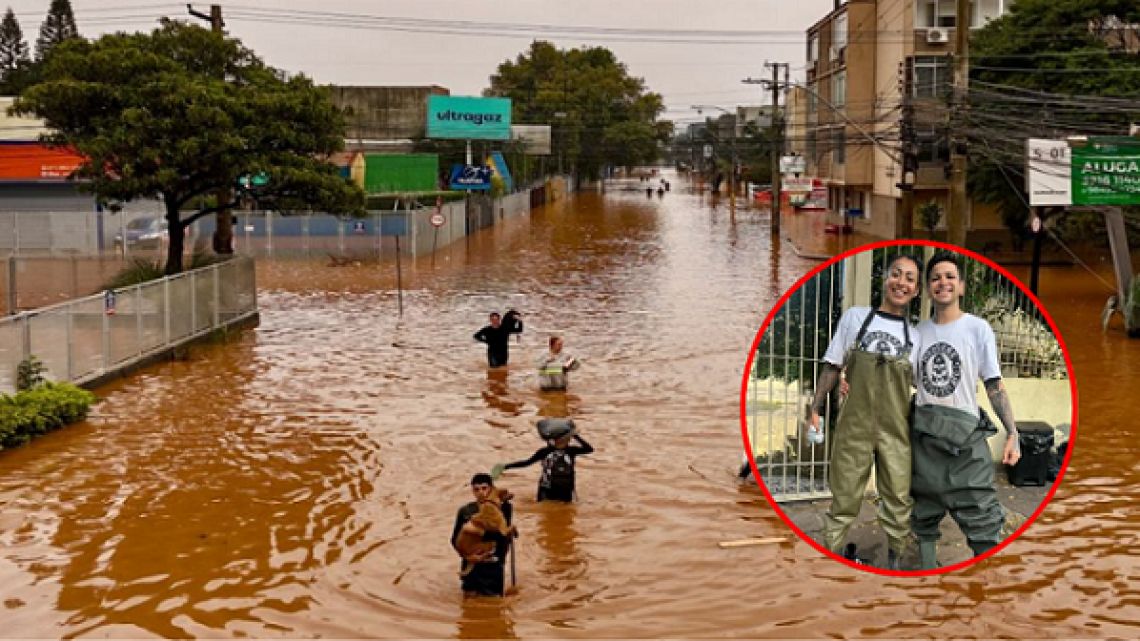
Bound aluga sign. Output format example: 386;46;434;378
1071;137;1140;206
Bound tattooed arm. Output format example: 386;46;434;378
809;364;842;429
985;377;1022;465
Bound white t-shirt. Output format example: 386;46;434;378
822;306;915;366
914;313;1002;417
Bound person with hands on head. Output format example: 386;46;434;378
910;252;1021;570
493;427;594;503
809;253;922;570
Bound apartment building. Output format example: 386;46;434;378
794;0;1014;240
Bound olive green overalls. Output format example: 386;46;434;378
910;403;1005;565
822;311;914;556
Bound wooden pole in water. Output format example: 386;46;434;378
717;537;788;549
395;198;404;316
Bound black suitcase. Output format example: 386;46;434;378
1006;421;1054;486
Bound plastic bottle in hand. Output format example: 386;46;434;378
806;419;825;445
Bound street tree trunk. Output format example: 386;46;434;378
164;202;185;275
213;187;234;255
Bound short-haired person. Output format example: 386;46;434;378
450;473;517;596
910;253;1022;569
809;254;921;569
474;310;523;368
537;336;580;391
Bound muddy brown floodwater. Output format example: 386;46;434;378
1;177;1137;638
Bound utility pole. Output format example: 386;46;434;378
898;60;917;238
947;0;970;247
769;62;786;233
188;4;234;255
744;63;789;233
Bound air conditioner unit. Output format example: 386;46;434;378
927;28;949;44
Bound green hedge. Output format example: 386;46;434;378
0;383;97;450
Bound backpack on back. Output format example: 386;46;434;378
541;450;574;494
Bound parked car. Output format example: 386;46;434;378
113;216;176;251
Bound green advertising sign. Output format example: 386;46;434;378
1072;138;1140;206
426;95;511;141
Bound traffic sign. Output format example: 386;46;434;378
703;144;713;159
430;212;446;227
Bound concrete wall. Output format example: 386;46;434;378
0;97;47;140
330;86;449;142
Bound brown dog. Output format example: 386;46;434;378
454;488;514;576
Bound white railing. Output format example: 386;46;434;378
0;256;257;394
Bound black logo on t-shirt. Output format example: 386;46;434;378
921;341;962;397
860;330;905;357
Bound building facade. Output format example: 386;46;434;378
796;0;1015;241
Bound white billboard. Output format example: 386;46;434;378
510;125;552;155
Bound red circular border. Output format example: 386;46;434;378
738;239;1079;577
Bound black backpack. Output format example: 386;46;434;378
541;450;574;493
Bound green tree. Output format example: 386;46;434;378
34;0;77;62
0;8;29;81
13;20;364;274
966;0;1140;243
487;41;665;179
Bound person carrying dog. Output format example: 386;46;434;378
450;473;517;596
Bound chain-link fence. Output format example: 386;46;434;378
747;247;1068;502
0;256;257;395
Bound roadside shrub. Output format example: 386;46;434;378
0;383;97;450
104;251;230;289
16;355;47;392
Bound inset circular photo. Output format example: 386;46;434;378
739;240;1077;576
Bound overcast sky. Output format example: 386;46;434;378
8;0;836;127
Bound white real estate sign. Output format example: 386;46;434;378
1026;138;1072;206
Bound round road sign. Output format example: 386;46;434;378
430;212;446;227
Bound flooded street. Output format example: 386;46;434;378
1;177;1137;638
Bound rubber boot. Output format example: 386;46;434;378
919;540;939;570
969;541;996;557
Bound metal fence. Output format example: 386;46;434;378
0;177;570;262
0;255;257;395
0;207;168;255
748;247;1068;502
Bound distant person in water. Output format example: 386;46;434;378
474;310;523;367
537;335;580;391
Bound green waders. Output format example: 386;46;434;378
910;404;1005;567
822;314;914;556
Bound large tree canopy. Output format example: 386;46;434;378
13;20;363;273
487;41;666;179
966;0;1140;242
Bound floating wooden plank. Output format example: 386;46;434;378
717;537;789;549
